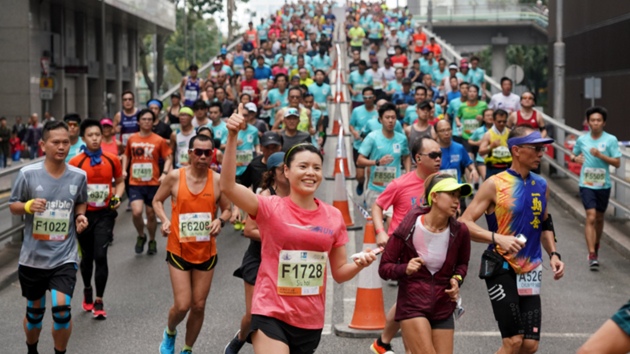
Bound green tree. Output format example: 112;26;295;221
164;16;221;76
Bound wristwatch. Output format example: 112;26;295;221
375;159;380;166
550;252;561;261
219;218;226;228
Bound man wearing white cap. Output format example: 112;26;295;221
244;102;268;137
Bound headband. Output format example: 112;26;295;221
179;107;194;117
147;100;162;109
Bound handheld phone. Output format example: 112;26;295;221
351;246;384;260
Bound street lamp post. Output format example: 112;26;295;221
553;0;565;172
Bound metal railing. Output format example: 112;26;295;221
423;27;630;218
413;5;548;27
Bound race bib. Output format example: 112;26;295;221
170;124;181;132
415;39;423;47
179;212;213;242
318;101;328;112
439;169;458;179
277;250;327;296
236;150;253;166
132;163;153;181
492;146;511;159
354;83;367;93
373;79;382;89
258;79;268;88
463;119;479;134
233;64;243;74
248;34;256;41
122;133;132;146
583;167;606;187
373;166;397;186
33;210;70;241
87;184;110;207
517;264;542;296
393;62;403;68
178;149;190;165
184;89;198;102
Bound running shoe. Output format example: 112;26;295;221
160;327;177;354
224;330;246;354
180;350;192;354
147;240;157;255
92;300;106;320
356;183;364;196
82;288;94;312
135;234;147;254
233;221;244;231
589;253;599;271
126;203;131;212
370;338;394;354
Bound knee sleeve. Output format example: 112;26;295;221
26;296;46;330
51;290;72;330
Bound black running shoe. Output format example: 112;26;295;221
135;234;147;254
147;240;157;255
224;330;246;354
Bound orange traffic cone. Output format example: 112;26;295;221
349;217;386;330
332;160;354;227
333;126;351;178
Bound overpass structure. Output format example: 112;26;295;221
412;4;548;89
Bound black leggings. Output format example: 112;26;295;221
78;208;117;297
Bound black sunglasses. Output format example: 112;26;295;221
420;151;442;159
189;148;213;157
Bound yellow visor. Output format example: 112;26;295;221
427;178;473;206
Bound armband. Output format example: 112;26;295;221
542;214;556;243
24;199;35;214
539;126;547;131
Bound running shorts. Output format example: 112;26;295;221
166;251;217;272
128;185;160;205
404;315;454;330
580;187;611;213
249;315;322;354
18;263;77;300
369;38;382;46
233;240;261;285
352;148;364;168
484;264;542;340
612;299;630;337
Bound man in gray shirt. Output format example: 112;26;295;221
9;120;88;354
276;108;311;152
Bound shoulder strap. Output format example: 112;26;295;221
102;154;117;174
76;155;89;169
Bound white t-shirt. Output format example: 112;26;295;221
367;68;386;90
378;66;396;82
489;92;522;114
412;216;450;275
385;34;398;47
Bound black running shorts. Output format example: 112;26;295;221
18;263;77;300
166;251;217;272
485;264;542;340
249;315;322;354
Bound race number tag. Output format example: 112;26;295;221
277;250;327;296
354;83;367;93
517;264;542;296
258;79;268;88
393;62;403;68
439;169;458;179
179;149;190;165
184;89;198;102
33;210;70;241
236;150;253;166
179;213;213;242
463;119;479;134
583;167;606;187
132;163;153;181
492;146;511;159
170;123;181;132
373;79;382;89
122;133;132;146
318;101;327;112
248;34;256;41
415;39;423;47
87;184;110;207
233;64;244;74
373;166;397;186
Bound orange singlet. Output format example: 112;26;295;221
167;167;217;264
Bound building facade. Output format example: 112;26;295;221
0;0;175;124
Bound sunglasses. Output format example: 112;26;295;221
66;122;79;127
518;145;547;153
122;98;134;102
495;120;507;124
521;96;534;100
420;151;442;159
189;148;213;157
289;95;301;99
363;95;375;99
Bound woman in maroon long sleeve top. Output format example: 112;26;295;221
379;173;472;354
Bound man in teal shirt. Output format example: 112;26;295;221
349;88;379;196
469;56;486;99
446;82;469;139
64;114;85;162
267;73;289;127
570;106;621;270
357;102;410;209
348;60;373;110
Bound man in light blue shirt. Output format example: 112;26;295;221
64;114;85;162
347;60;373;110
349;88;379;196
446;82;469;138
468;56;486;99
570;106;621;269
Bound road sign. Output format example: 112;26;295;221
584;77;601;99
40;77;54;100
505;65;524;84
40;58;50;76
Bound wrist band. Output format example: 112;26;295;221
491;232;495;245
452;275;463;285
24;199;35;214
375;227;385;234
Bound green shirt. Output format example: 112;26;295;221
456;101;488;140
348;27;366;46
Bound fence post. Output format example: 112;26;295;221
10;172;23;244
615;146;628;218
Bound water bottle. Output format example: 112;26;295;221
515;233;528;244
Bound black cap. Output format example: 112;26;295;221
261;131;283;147
63;113;81;123
402;78;412;85
417;100;432;110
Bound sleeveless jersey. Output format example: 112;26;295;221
485;127;512;165
516;110;539;129
167;168;218;263
297;107;310;132
119;109;140;146
232;53;245;75
168;105;181;131
175;129;196;168
246;29;258;47
485;169;547;274
183;77;201;106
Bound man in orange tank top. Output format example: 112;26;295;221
153;134;231;354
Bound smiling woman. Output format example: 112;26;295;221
220;104;377;354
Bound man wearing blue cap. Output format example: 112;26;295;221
462;126;565;354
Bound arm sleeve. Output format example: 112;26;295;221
332;209;349;247
488;96;496;109
375;181;398;210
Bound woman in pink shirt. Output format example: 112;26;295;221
272;57;289;77
221;105;376;354
380;173;472;354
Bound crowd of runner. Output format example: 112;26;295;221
6;1;630;354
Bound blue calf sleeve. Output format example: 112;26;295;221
26;296;46;330
51;290;72;331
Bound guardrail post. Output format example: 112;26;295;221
615;146;628;218
10;172;23;244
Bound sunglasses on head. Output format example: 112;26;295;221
189;148;213;157
420;151;442;159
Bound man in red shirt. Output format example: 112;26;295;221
238;66;261;106
425;37;442;57
390;46;409;70
369;136;442;354
69;120;125;319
